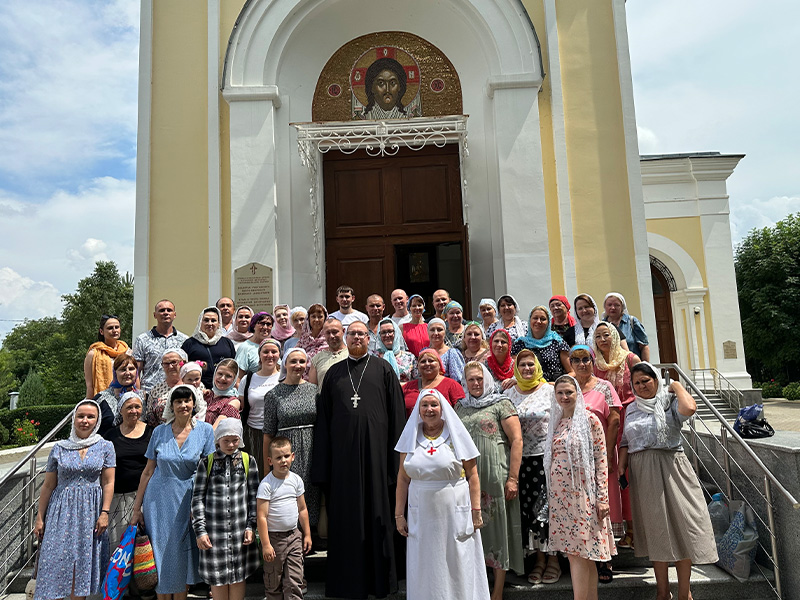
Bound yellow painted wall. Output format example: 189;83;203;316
148;2;210;333
556;1;642;311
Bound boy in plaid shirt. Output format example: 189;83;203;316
257;436;312;600
191;418;261;600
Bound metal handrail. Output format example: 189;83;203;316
691;367;745;411
0;408;74;491
656;363;799;508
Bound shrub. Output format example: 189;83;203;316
0;405;74;443
759;380;784;399
18;369;47;407
783;383;800;401
11;417;39;446
0;421;8;445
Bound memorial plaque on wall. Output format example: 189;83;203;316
723;340;737;359
234;263;274;314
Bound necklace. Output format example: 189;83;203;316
347;355;371;408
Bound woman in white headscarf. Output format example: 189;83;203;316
182;306;236;389
617;363;717;600
456;362;523;600
601;292;650;361
34;399;116;600
476;298;499;332
395;389;489;600
544;375;615;599
486;294;528;341
226;305;254;348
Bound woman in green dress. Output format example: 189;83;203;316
456;361;524;600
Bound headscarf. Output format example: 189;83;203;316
476;298;499;323
248;312;274;334
394;389;480;461
417;348;445;380
297;303;329;358
211;361;239;397
162;384;205;425
271;304;296;341
569;344;595;360
544;375;597;503
549;295;576;327
227;306;254;343
632;362;671;445
592;321;628;387
426;317;448;346
407;294;425;311
460;321;486;351
280;347;309;381
601;292;628;320
516;306;564;350
460;362;505;409
442;300;463;320
375;317;404;377
180;361;204;379
114;391;144;426
160;347;188;364
258;338;283;370
214;417;244;448
192;306;224;345
513;349;547;391
486;329;514;381
497;294;519;310
58;399;104;450
573;294;600;346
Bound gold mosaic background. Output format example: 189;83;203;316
312;31;463;122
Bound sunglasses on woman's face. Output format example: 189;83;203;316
569;356;593;364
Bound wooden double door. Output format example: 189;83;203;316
323;144;469;316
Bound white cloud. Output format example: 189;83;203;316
0;267;63;340
0;0;139;180
730;196;800;245
0;176;135;297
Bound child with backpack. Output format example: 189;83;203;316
257;436;312;600
191;418;261;600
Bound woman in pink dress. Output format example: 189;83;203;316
544;375;616;600
592;322;640;549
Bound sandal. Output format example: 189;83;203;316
617;532;634;549
542;562;561;584
597;561;613;584
527;562;545;584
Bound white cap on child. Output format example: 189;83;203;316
214;418;244;448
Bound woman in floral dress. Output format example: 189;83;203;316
262;347;320;525
456;362;523;600
544;375;615;599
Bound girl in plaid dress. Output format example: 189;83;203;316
192;418;261;598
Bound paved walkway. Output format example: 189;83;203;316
762;398;800;432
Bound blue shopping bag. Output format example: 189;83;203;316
103;525;137;600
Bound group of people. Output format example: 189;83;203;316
34;286;717;600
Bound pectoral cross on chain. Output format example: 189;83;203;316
352;393;360;408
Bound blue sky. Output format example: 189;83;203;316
0;0;797;339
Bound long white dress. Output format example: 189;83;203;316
404;431;490;600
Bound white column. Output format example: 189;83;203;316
490;84;551;304
224;89;281;300
207;0;222;303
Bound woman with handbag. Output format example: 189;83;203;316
34;399;116;600
131;385;215;600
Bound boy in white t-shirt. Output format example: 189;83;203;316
257;436;312;600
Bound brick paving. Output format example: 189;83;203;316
762;398;800;432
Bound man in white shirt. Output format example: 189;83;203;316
365;294;385;354
216;297;235;334
389;288;412;325
328;285;368;331
308;318;348;386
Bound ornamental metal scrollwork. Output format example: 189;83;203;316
292;116;469;284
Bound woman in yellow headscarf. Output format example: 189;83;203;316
84;315;130;398
503;350;560;584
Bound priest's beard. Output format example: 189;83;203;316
348;344;368;358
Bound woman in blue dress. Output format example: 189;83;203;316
34;399;116;600
132;384;215;600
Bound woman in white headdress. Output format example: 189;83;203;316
545;375;615;599
395;388;489;600
34;399;116;600
617;362;717;600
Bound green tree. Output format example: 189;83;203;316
18;369;47;407
735;212;800;382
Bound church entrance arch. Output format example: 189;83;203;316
322;144;469;316
650;259;678;372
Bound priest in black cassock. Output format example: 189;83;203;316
312;320;406;599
